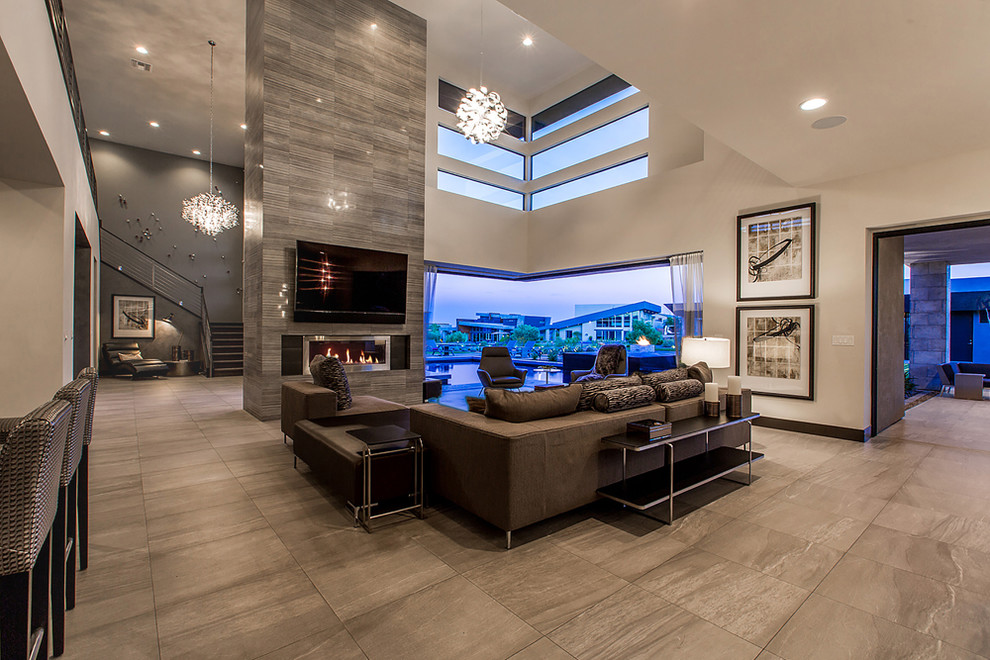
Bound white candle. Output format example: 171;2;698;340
704;382;719;403
728;376;742;396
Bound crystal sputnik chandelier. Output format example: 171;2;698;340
182;40;239;236
456;1;506;145
457;87;507;145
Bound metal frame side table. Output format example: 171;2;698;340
597;413;762;524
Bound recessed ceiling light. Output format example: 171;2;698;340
370;23;377;30
316;98;322;103
522;36;534;46
149;121;160;128
192;149;201;155
135;45;149;55
812;115;846;129
240;123;247;130
98;130;110;136
800;97;828;111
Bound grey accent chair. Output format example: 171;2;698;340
50;377;92;656
0;399;71;660
76;367;98;571
477;346;527;391
570;344;629;382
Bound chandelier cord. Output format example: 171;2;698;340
208;39;216;195
479;1;484;88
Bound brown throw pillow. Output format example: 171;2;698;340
687;361;713;384
485;385;581;422
465;396;486;414
591;385;656;413
310;354;326;385
656;378;704;402
117;350;143;362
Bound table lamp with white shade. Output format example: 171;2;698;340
681;337;731;417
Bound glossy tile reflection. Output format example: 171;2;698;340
60;379;990;659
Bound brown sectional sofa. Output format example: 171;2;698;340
409;393;749;546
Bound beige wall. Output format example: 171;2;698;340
423;90;990;432
0;0;100;414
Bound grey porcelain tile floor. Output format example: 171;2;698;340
60;377;990;659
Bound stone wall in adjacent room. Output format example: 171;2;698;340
90;139;245;322
244;0;427;419
909;261;951;390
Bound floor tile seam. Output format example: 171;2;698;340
247;628;369;660
456;561;601;638
689;518;839;591
808;591;984;656
836;548;990;606
631;568;805;655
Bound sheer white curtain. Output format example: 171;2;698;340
669;252;704;361
423;264;438;348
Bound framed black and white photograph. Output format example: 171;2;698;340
736;305;814;400
112;295;155;339
737;202;816;301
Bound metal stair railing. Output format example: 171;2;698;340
100;228;213;376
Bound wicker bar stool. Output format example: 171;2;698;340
50;378;90;657
0;399;71;660
75;367;97;573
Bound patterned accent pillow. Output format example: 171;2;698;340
116;350;144;362
313;355;352;410
591;385;656;413
594;345;627;376
687;361;713;384
310;354;326;386
656;378;704;403
575;372;604;382
639;368;690;393
575;375;642;410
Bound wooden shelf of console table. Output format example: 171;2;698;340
597;413;762;523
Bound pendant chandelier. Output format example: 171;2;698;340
182;40;239;236
456;2;507;144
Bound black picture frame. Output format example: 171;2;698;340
737;202;816;301
735;304;815;400
112;294;155;339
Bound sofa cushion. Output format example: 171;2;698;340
485;385;581;423
591;385;656;413
312;355;352;410
576;376;642;410
465;396;486;414
656;378;704;402
687;361;713;384
574;372;604;382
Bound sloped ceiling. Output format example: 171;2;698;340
499;0;990;186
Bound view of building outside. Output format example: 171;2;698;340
428;266;675;354
903;262;990;395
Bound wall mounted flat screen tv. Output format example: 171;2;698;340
294;240;407;324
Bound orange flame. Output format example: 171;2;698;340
636;336;651;346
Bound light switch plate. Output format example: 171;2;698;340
831;335;854;346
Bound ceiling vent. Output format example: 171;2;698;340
130;58;152;72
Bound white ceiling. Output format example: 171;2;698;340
500;0;990;187
62;0;598;168
64;1;990;186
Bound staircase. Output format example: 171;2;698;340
210;323;244;376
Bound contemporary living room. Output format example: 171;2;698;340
3;1;990;659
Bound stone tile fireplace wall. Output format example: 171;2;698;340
244;0;426;419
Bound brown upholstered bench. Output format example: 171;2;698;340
292;420;424;529
280;380;409;442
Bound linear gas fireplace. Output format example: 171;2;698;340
302;335;390;373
